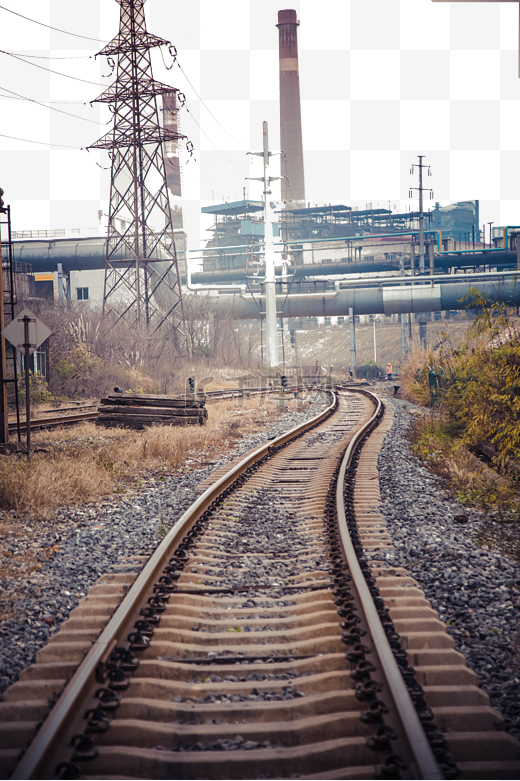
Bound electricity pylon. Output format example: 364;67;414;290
89;0;186;339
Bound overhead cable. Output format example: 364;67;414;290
0;51;106;86
0;5;108;42
0;85;103;124
4;51;93;59
170;51;248;150
0;132;81;149
184;106;244;173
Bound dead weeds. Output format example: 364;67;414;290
0;395;294;521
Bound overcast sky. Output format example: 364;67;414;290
0;0;519;249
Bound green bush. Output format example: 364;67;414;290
18;371;53;406
405;292;520;477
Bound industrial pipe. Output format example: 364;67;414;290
214;278;520;320
11;237;519;280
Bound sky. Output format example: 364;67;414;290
0;0;519;251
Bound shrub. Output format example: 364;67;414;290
403;294;520;477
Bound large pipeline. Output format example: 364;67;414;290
215;278;520;319
9;237;518;281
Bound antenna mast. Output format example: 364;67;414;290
90;0;186;339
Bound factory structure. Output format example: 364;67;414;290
2;8;520;343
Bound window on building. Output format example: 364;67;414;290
76;287;89;300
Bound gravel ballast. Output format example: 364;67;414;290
3;387;518;745
373;394;520;740
0;396;328;697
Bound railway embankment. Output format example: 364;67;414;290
375;394;520;742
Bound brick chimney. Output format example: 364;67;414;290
276;9;305;207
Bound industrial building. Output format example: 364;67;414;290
1;8;516;335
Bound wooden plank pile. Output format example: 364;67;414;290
97;394;208;430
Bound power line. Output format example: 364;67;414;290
0;132;81;149
5;51;93;60
0;97;102;104
0;51;106;87
175;57;248;150
0;5;108;42
0;85;103;125
184;106;245;173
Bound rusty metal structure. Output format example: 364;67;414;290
0;199;22;445
277;9;305;207
90;0;186;337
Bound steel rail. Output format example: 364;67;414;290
335;391;443;780
12;390;337;780
8;411;99;433
6;388;305;434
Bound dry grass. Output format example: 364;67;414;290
398;340;436;405
0;451;114;518
0;395;292;520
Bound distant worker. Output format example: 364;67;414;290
386;363;393;381
329;364;333;374
348;363;353;380
293;386;298;399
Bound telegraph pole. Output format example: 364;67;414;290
409;156;433;274
248;122;282;367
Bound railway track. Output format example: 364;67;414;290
2;389;519;779
8;411;98;434
6;387;292;435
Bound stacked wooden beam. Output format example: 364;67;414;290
97;395;208;429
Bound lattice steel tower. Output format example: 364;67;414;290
90;0;185;337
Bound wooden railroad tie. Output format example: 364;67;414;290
97;394;208;429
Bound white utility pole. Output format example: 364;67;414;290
248;121;282;367
263;124;279;368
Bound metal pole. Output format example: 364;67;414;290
419;156;425;273
399;255;407;357
0;217;8;444
373;318;377;364
348;306;356;373
22;316;31;460
263;121;279;368
57;262;64;303
7;206;21;441
488;221;494;250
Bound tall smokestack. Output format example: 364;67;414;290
277;9;305;207
162;91;182;199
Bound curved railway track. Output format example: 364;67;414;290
2;389;520;780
